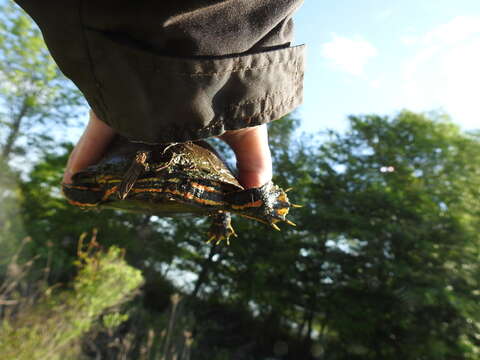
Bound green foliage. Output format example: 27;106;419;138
0;158;26;264
177;111;480;359
102;312;129;330
0;237;143;360
295;111;480;359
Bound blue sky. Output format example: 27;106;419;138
293;0;480;134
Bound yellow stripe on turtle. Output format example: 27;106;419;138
65;185;103;192
102;185;119;200
231;199;264;210
130;187;225;206
66;199;98;207
190;181;222;194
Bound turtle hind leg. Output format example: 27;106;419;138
206;211;237;245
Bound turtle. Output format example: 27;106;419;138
62;136;298;244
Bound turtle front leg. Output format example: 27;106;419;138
206;211;237;245
118;150;151;200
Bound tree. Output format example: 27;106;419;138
297;111;480;359
0;0;82;162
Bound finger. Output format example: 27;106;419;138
219;124;272;189
63;111;116;184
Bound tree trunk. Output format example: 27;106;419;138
297;311;308;339
305;311;314;345
191;245;216;299
1;97;28;160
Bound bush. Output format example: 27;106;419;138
0;234;143;360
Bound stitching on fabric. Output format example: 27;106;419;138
199;91;298;133
232;97;298;125
227;63;302;109
227;95;297;118
228;89;287;108
178;60;300;77
174;63;303;138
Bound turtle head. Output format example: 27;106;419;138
227;181;297;230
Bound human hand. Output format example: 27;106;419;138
218;125;272;189
62;111;116;184
63;111;272;189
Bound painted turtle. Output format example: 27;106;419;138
62;136;297;244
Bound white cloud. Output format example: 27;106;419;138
424;16;480;45
440;40;480;124
402;16;480;47
401;16;480;128
321;35;378;77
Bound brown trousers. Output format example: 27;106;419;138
15;0;305;143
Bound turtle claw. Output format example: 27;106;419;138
269;218;296;231
285;219;297;227
271;222;281;231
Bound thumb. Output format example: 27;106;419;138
219;124;272;189
63;111;116;184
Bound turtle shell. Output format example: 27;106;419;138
62;136;295;244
